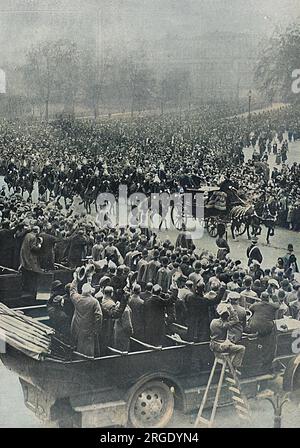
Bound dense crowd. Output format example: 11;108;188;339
0;104;299;228
0;103;300;370
43;227;300;372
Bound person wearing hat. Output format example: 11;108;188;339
67;229;88;268
210;303;245;370
266;278;279;297
140;282;153;302
185;282;221;343
136;249;149;291
157;256;173;293
142;253;158;291
70;273;103;357
226;292;247;343
227;272;240;292
128;284;145;341
19;225;43;299
100;285;130;354
250;260;264;281
38;227;60;271
240;276;258;307
0;219;15;269
47;280;71;337
216;229;230;261
248;290;279;369
189;260;204;288
95;276;111;303
144;284;172;346
246;236;263;267
113;298;133;352
282;244;298;272
277;289;290;319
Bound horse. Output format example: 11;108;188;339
230;200;278;244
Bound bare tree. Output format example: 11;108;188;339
23;39;80;120
255;23;300;103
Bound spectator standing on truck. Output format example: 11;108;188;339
69;274;103;357
128;284;145;341
47;280;71;338
144;284;171;346
185;282;221;342
19;225;43;299
100;286;129;354
247;292;280;372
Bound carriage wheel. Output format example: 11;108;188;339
207;217;218;237
170;205;187;230
128;380;174;428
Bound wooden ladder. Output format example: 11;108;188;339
194;353;251;428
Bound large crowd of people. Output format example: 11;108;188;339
0;104;299;228
0;103;300;371
43;226;300;373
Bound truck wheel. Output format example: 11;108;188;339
128;380;174;428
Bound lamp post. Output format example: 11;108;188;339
248;89;252;120
257;389;290;428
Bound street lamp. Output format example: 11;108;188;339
248;89;252;120
257;389;290;428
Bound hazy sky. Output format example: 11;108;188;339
0;0;299;64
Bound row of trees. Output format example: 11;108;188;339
4;39;194;120
255;22;300;104
4;21;299;119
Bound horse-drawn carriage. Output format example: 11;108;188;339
170;186;248;239
169;185;278;243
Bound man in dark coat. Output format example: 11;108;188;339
67;230;87;267
144;284;172;346
20;226;43;299
47;280;71;338
100;286;129;354
248;292;279;372
246;236;263;267
0;221;15;268
70;276;102;357
142;250;160;284
128;284;145;341
140;282;153;301
156;256;171;292
185;283;221;342
39;229;60;271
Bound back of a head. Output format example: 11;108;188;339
261;292;269;302
152;284;162;295
133;284;141;295
145;282;153;292
104;286;114;297
82;283;94;296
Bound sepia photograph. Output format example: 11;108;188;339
0;0;300;433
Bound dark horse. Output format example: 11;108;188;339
230;199;278;244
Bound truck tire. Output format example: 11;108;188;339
128;380;174;428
